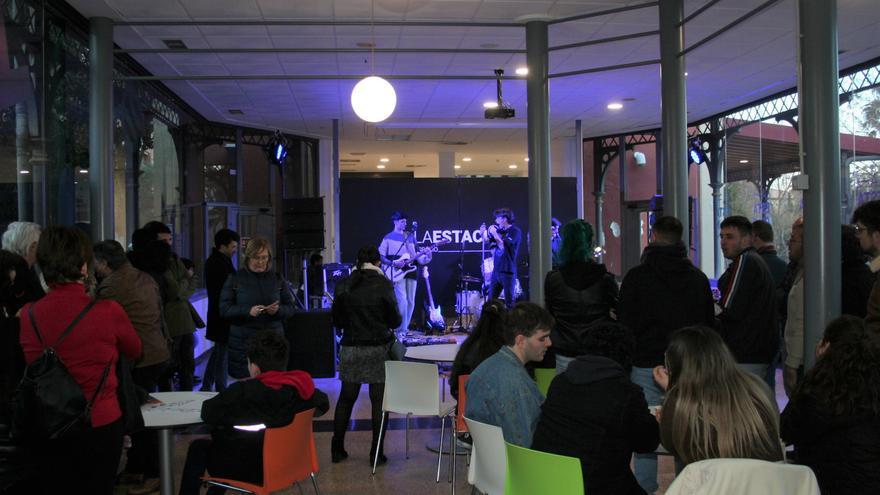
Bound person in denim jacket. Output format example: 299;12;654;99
465;302;553;447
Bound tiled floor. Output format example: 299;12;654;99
122;362;788;494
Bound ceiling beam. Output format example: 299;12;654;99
681;0;783;56
549;1;659;25
115;47;525;55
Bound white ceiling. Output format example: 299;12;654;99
67;0;880;174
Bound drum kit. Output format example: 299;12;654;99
453;259;523;331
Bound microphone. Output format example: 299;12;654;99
412;221;418;229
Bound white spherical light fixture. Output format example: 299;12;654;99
351;76;397;123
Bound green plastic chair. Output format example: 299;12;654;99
504;442;584;495
533;368;555;397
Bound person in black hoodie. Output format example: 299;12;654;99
531;321;659;495
330;245;402;464
618;215;715;494
543;219;618;374
781;316;880;495
178;330;329;495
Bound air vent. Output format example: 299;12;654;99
441;141;468;146
349;152;367;156
340;159;361;163
405;164;427;168
376;134;411;142
162;39;188;50
227;109;244;115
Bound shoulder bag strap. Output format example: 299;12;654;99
29;300;98;352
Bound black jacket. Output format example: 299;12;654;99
781;394;880;495
202;376;330;485
717;247;778;363
331;267;402;346
619;243;715;368
841;259;875;318
544;260;618;357
531;355;659;495
204;248;236;343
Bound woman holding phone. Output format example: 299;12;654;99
220;236;294;380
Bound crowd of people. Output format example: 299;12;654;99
1;198;879;495
450;200;880;495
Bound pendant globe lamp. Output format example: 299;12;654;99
351;75;396;123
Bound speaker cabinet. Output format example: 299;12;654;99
285;309;336;378
282;197;325;249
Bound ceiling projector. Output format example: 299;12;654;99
485;105;515;119
485;69;516;119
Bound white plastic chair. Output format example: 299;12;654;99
372;361;456;479
665;458;820;495
464;417;507;495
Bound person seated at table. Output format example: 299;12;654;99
465;301;553;447
178;330;329;495
781;316;880;495
449;298;507;401
653;326;783;466
531;321;659;495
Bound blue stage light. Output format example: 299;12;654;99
266;130;288;166
688;138;706;164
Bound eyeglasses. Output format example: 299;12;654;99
853;224;869;234
252;255;270;262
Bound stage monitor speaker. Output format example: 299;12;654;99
285;309;336;378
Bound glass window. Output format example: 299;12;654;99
138;118;183;252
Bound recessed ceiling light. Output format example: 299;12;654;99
607;102;623;110
377;164;386;169
524;157;529;162
515;67;528;76
739;159;749;163
684;72;689;76
228;109;244;115
19;170;30;175
508;164;518;169
482;101;498;109
78;169;88;174
462;157;472;162
454;165;461;169
380;157;389;163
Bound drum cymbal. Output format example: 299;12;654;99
460;274;482;283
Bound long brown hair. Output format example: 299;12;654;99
661;326;783;465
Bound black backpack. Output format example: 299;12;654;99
11;300;110;442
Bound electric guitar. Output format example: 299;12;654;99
385;240;450;283
422;266;445;330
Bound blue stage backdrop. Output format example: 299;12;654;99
339;177;578;325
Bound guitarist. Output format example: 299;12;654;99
379;211;432;335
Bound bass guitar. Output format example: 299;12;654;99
422;266;445;331
385;239;450;283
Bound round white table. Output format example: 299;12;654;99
404;343;460;362
141;391;218;495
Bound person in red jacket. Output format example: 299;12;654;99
18;226;142;495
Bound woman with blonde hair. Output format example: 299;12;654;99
653;325;783;465
220;236;294;380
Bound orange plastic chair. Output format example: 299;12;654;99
203;408;321;495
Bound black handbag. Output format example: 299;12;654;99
115;356;146;435
11;301;108;442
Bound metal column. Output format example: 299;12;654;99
526;19;552;304
659;0;689;247
575;120;585;219
332;119;341;262
798;0;841;369
89;17;114;241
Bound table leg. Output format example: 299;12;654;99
158;428;174;495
